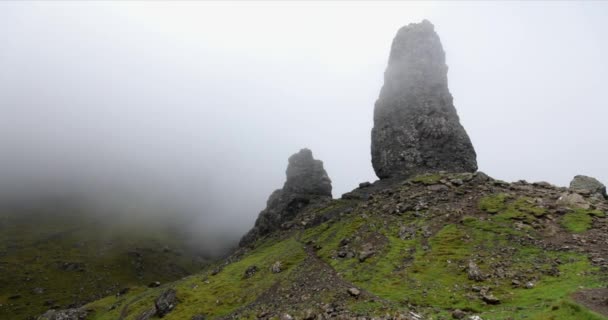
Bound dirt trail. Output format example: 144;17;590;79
571;288;608;317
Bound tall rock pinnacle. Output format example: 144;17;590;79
371;20;477;179
239;148;331;247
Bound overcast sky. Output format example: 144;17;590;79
1;1;606;245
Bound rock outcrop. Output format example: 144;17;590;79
37;308;88;320
371;20;477;179
570;175;607;199
239;149;332;246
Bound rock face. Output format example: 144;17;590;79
371;20;477;179
239;149;332;246
570;175;607;199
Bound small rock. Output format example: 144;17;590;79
467;261;484;282
244;265;258;279
270;261;283;274
280;314;293;320
452;309;466;319
481;293;500;305
32;287;45;295
358;249;375;262
428;184;449;192
451;179;464;186
155;288;177;317
359;182;372;188
556;193;590;210
148;281;161;288
524;281;535;289
303;309;316;320
347;287;361;298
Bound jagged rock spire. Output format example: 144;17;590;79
371;20;477;179
239;149;331;247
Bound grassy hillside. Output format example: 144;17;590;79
0;204;212;320
80;173;608;320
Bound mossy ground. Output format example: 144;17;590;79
562;209;606;233
85;238;306;320
84;194;605;319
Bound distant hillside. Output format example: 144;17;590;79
0;202;212;320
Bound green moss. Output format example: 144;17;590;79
588;210;606;218
514;197;548;217
86;238;307;320
479;193;508;213
561;209;602;233
82;194;607;320
410;173;443;185
479;195;547;223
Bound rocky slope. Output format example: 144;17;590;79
64;171;608;320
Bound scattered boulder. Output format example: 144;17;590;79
347;287;361;298
244;265;259;279
570;175;607;199
452;309;467;319
371;20;477;179
155;289;177;318
481;292;500;305
467;261;484;282
557;193;591;210
358;244;376;262
270;261;283;274
280;314;294;320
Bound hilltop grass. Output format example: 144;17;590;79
478;194;547;223
83;197;608;320
303;208;606;319
479;193;509;213
410;173;443;185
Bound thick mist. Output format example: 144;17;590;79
1;2;607;255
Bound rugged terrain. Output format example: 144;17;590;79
4;19;607;320
65;172;608;319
